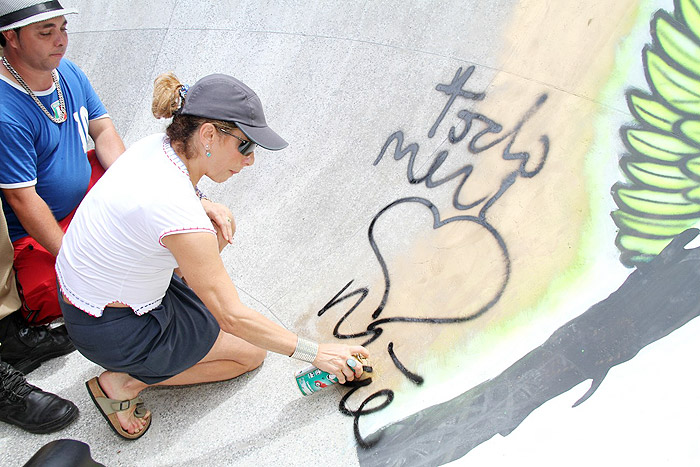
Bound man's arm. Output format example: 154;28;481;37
88;117;125;169
1;187;63;256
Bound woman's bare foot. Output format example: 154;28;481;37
98;371;150;435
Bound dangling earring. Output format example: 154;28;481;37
205;145;211;158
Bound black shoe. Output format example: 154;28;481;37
0;360;78;434
23;439;105;467
0;312;75;374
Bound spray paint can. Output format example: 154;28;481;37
294;365;339;396
294;355;369;396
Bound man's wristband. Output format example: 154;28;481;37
291;337;319;363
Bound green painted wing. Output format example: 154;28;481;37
612;0;700;267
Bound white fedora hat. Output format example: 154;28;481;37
0;0;77;32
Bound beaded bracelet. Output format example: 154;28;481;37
195;186;209;201
291;337;319;363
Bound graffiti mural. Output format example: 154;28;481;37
311;0;700;464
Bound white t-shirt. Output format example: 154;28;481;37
56;133;216;317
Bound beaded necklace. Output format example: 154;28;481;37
1;56;67;124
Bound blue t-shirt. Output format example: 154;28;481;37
0;58;107;242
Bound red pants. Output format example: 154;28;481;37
12;150;105;325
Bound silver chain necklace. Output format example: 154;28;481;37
1;57;67;124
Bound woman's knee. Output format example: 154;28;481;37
209;332;267;371
243;346;267;371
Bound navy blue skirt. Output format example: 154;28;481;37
59;274;220;384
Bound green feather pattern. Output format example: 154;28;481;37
612;1;700;267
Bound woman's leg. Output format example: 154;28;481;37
96;330;265;433
97;371;150;435
154;330;266;386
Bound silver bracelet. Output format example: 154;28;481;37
290;337;319;363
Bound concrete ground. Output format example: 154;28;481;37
3;0;699;466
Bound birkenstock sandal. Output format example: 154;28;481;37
85;377;151;440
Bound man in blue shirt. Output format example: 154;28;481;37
0;1;125;373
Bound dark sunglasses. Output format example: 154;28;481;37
217;127;256;156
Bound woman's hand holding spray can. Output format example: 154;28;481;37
295;354;373;396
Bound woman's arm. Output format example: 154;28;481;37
199;199;235;245
162;231;368;382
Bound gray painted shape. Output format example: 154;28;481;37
358;228;700;466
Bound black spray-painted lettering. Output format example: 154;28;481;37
428;66;485;139
322;67;550;448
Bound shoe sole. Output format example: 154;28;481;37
0;401;78;434
9;345;76;374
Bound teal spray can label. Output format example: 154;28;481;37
294;365;338;396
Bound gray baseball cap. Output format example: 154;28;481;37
180;74;288;151
0;0;77;31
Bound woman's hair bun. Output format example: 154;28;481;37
152;72;185;119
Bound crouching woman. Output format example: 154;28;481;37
55;72;368;440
